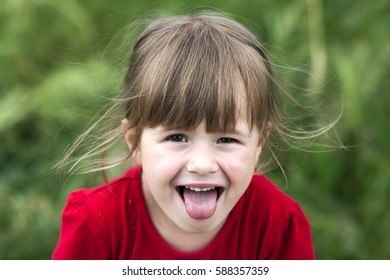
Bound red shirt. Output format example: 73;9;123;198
52;166;314;259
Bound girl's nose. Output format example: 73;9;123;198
185;146;219;175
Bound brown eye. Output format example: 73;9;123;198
217;137;237;144
167;134;187;142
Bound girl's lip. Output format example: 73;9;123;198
175;185;225;201
176;183;225;188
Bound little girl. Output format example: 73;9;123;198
52;12;316;259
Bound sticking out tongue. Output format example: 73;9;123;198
182;188;218;219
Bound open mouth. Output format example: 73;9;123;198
176;185;224;220
176;185;224;201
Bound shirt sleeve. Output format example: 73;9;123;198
52;190;110;260
267;207;315;260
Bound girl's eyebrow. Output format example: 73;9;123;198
154;126;187;134
226;121;253;138
231;130;251;138
155;125;252;137
216;127;251;138
156;126;183;132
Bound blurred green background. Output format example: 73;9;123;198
0;0;389;259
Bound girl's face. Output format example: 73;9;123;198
129;119;263;237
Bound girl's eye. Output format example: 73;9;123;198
217;137;237;144
167;134;187;142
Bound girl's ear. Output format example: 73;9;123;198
255;122;272;162
121;119;141;165
265;122;272;138
256;139;263;162
121;119;133;147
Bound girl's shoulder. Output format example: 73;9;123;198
236;174;314;259
53;166;143;259
239;173;311;234
68;165;140;201
62;166;143;228
247;174;303;213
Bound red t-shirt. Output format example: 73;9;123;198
52;166;314;259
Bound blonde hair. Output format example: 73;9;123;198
58;11;339;178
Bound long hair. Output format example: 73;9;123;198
56;11;340;178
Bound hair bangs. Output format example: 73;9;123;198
123;12;276;138
125;21;248;133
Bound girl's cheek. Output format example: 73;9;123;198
153;156;181;175
224;152;256;174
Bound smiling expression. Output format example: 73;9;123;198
130;120;263;237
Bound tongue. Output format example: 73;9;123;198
183;188;217;219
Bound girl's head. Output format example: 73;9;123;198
61;11;310;177
121;12;279;163
116;13;283;236
59;11;338;241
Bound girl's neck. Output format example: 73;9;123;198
142;184;225;253
154;214;223;252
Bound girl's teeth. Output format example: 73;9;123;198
185;186;216;192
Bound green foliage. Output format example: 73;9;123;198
1;0;389;259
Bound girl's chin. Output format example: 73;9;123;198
176;207;227;233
